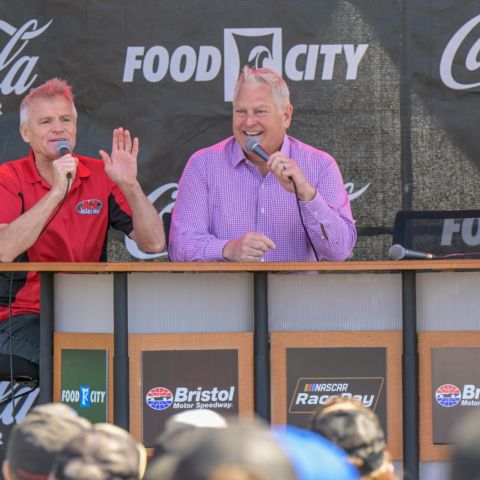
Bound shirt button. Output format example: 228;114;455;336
261;258;265;262
262;184;265;189
261;208;265;214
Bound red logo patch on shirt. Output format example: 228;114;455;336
76;199;103;215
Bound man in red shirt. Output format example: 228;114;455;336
0;78;165;368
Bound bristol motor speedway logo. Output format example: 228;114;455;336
435;383;480;408
123;27;369;101
146;387;174;411
146;386;236;411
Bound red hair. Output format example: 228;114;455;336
20;78;76;124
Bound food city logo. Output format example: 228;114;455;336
145;385;236;411
288;377;384;414
123;27;369;101
76;199;103;215
435;383;480;408
61;386;107;409
440;13;480;90
0;18;52;95
440;217;480;246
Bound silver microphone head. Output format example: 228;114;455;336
55;140;72;157
245;137;260;153
388;244;406;261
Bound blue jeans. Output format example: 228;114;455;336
0;313;39;364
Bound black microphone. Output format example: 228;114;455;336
55;140;73;179
388;244;435;260
245;137;270;162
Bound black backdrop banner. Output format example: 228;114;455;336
1;1;479;261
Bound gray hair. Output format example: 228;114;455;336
20;77;77;126
233;65;290;112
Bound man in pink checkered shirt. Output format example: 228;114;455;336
169;66;356;262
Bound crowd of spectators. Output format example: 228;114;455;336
2;398;478;480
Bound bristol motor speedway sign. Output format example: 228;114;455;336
432;348;480;444
142;349;239;446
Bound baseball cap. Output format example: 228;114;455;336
6;403;91;479
309;398;386;476
274;426;360;480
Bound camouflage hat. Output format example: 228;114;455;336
50;423;147;480
6;403;91;478
309;398;386;476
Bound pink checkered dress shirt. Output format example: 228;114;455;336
169;135;356;262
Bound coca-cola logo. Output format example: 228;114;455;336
0;18;52;95
440;13;480;90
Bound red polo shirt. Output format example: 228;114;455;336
0;150;133;320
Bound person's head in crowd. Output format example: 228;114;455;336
274;425;360;480
153;409;227;460
450;409;480;480
309;398;395;479
49;423;147;480
2;403;91;480
145;420;298;480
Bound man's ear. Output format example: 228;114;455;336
283;104;293;129
3;459;13;480
19;123;30;144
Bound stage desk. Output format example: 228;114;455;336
2;260;480;480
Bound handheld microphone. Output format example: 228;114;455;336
55;140;73;179
245;137;270;162
56;140;72;156
388;244;435;260
245;137;320;261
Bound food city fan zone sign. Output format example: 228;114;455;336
432;347;480;444
1;1;480;260
142;349;239;446
286;347;387;432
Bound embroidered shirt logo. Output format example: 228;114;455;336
76;199;103;215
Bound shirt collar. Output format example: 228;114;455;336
231;134;291;167
24;149;92;184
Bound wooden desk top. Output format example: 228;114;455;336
1;259;480;272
